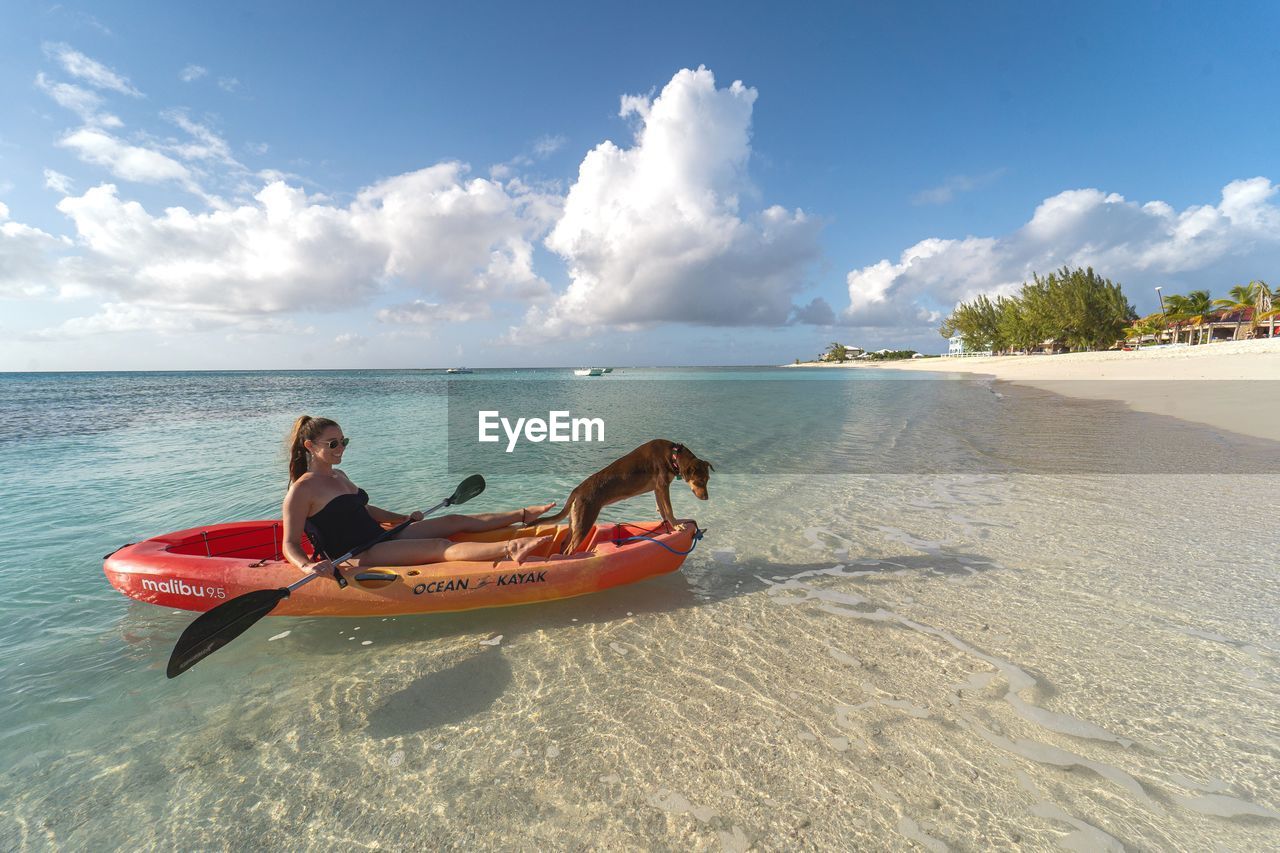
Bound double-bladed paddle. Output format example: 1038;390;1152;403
166;474;486;678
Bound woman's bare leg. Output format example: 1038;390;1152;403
356;535;552;567
506;536;548;564
398;503;557;539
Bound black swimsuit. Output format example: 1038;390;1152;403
305;488;386;557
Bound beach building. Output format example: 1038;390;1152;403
948;335;992;357
818;344;864;362
1186;307;1277;342
1139;307;1280;346
1035;338;1069;354
841;344;864;360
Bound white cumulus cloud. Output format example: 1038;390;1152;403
58;127;197;190
23;303;313;341
376;300;492;325
510;66;823;341
162;110;241;166
24;302;202;339
38;51;213;199
34;73;122;127
43;169;75;194
180;65;208;83
0;202;71;297
334;332;367;348
844;177;1280;331
44;43;142;97
532;134;567;158
47;164;551;323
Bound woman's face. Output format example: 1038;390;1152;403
305;425;348;466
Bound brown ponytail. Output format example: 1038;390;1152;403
286;415;339;482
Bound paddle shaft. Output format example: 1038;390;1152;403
284;496;453;593
166;477;484;678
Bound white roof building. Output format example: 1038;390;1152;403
948;334;991;357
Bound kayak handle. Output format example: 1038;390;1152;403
104;543;134;560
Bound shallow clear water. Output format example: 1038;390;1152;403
1;368;1277;850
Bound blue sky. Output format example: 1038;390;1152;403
2;0;1278;369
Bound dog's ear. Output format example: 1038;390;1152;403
707;461;715;472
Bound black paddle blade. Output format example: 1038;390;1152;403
449;474;485;506
167;588;289;678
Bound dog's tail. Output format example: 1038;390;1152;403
525;500;571;527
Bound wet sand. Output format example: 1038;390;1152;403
792;338;1280;441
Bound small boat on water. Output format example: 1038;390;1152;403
103;521;699;617
445;367;473;374
574;368;605;376
602;367;614;373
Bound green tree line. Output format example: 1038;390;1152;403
864;349;918;361
939;266;1136;353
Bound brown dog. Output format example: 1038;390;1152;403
527;439;714;554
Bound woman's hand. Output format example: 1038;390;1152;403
303;558;336;578
407;510;424;522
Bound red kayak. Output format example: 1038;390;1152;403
104;520;700;617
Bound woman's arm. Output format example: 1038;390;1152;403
282;484;328;571
366;503;422;524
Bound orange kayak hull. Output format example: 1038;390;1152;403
103;520;697;617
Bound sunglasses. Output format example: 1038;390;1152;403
313;437;351;450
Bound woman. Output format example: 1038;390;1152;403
282;415;553;578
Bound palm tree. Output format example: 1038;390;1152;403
1213;282;1263;340
1262;308;1280;339
1162;290;1217;343
1161;293;1191;343
1181;290;1213;343
1252;281;1274;338
1126;314;1162;345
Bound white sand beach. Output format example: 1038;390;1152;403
793;339;1280;441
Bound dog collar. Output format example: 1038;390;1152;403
670;446;683;480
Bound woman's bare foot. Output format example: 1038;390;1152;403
507;535;552;565
520;502;557;526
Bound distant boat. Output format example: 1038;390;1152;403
573;368;605;376
602;367;614;373
445;368;473;374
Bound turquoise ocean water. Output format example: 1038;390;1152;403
2;368;1277;849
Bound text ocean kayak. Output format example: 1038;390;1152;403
103;520;698;617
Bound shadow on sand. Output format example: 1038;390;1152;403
364;646;513;738
281;546;1004;739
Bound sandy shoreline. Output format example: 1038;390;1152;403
788;339;1280;441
